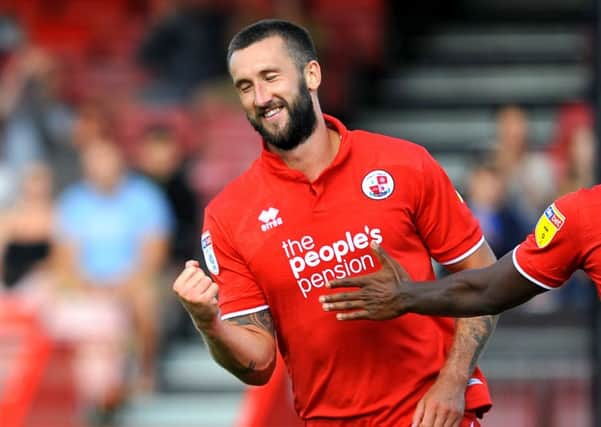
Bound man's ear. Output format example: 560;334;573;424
304;60;321;91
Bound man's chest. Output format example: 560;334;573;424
229;174;431;302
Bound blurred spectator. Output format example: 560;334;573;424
71;98;117;149
0;162;54;289
137;0;228;101
548;101;596;196
53;137;173;401
465;161;528;258
0;42;76;189
490;105;556;228
134;123;201;345
0;161;126;425
135;123;200;265
557;125;596;196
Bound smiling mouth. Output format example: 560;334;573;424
262;106;284;120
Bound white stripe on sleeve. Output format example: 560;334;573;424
221;305;270;320
511;246;554;290
439;236;486;266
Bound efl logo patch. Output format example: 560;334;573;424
362;170;394;200
201;231;220;275
535;203;566;248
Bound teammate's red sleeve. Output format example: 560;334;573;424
513;194;583;289
413;148;484;264
202;210;269;319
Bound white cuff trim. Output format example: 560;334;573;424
221;305;270;320
439;236;486;266
511;246;554;290
468;378;483;387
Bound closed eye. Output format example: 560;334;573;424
264;73;278;82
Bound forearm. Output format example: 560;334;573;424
403;271;503;317
439;315;497;384
195;316;276;386
403;253;542;317
431;242;498;384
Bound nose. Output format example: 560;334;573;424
253;83;272;107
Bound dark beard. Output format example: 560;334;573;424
247;80;317;151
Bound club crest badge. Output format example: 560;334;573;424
534;203;566;248
201;231;220;275
362;170;394;200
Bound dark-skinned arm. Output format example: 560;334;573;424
320;243;545;318
405;252;546;316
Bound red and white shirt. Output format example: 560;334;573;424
202;115;492;425
514;185;601;294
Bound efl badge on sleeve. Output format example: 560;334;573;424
201;231;220;275
362;170;394;200
534;203;566;248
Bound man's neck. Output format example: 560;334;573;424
269;117;340;182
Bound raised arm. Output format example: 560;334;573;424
173;260;276;385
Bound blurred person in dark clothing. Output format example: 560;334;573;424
465;162;529;259
490;105;555;228
135;124;200;265
134;123;203;345
0;163;54;289
137;0;228;101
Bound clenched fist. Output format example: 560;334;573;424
172;260;220;331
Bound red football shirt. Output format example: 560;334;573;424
202;115;492;425
514;185;601;293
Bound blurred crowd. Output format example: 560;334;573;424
0;0;595;425
462;102;597;313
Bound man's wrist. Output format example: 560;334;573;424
393;278;415;315
437;366;470;388
192;313;221;336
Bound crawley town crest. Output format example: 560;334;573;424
361;170;394;200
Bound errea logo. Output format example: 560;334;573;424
259;207;283;232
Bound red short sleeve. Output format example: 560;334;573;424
414;150;484;265
513;195;582;289
202;210;268;319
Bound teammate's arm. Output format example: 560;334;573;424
407;252;545;316
320;244;545;317
173;260;276;385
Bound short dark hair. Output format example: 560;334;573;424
227;19;317;73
